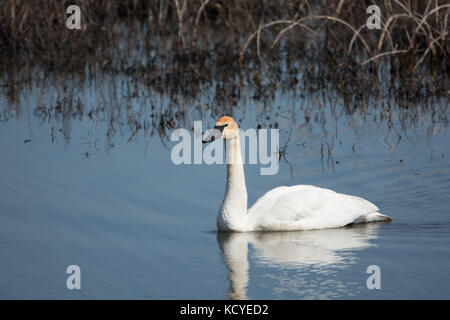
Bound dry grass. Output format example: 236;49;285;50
0;0;448;104
0;1;447;165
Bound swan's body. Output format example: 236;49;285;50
204;116;392;232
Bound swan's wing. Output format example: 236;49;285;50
248;185;385;231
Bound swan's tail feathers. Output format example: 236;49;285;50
364;212;393;223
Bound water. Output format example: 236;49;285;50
0;78;449;299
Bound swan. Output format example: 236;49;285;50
203;116;392;232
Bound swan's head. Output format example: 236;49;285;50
203;116;239;143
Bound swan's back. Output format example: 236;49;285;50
247;185;391;231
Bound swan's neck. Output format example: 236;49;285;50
217;137;249;231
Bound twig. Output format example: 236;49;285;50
413;31;448;70
193;0;211;44
361;49;409;65
240;15;372;68
174;0;187;50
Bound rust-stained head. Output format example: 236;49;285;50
203;115;240;143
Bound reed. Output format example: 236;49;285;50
0;1;448;105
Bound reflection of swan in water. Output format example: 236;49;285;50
217;224;384;299
203;116;392;232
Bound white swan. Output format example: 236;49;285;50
203;116;392;232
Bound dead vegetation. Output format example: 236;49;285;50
0;1;448;151
0;1;448;86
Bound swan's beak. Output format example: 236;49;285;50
202;125;225;143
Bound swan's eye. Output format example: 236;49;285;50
214;123;228;132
